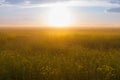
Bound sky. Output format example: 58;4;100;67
0;0;120;28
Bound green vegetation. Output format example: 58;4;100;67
0;28;120;80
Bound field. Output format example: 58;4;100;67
0;28;120;80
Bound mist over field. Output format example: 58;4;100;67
0;27;120;80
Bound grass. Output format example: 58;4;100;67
0;28;120;80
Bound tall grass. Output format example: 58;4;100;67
0;29;120;80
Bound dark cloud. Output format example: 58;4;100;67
90;0;120;13
107;7;120;13
110;0;120;4
107;0;120;13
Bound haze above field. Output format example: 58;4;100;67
0;0;120;28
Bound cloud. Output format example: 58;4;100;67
0;0;117;7
4;0;26;4
0;0;120;11
2;0;69;5
107;7;120;13
106;0;120;13
0;0;68;7
0;0;107;5
109;0;120;4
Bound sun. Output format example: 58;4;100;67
46;6;72;28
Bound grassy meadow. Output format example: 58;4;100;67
0;28;120;80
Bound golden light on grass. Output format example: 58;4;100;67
46;6;73;28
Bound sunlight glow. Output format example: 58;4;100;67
46;6;73;28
